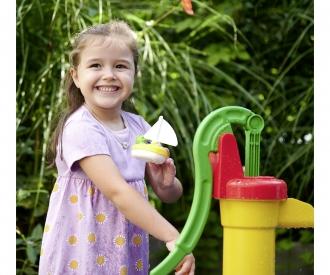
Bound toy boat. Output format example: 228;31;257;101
131;116;178;164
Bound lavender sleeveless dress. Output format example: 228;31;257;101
39;105;151;275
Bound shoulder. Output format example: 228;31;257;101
65;105;94;125
122;111;151;132
122;111;142;121
64;106;105;136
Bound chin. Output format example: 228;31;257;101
96;101;122;110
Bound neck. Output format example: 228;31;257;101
84;103;125;131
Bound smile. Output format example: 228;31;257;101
96;86;120;93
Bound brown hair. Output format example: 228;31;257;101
47;20;139;166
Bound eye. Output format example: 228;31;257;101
116;64;128;69
90;63;101;69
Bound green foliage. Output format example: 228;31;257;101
17;0;313;274
17;224;43;274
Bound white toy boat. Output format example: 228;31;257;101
131;116;178;164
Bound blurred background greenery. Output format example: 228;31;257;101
16;0;313;274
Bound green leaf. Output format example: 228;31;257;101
299;251;313;265
277;238;295;251
30;224;43;240
26;242;37;264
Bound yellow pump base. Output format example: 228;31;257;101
220;199;314;275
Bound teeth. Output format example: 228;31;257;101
97;86;118;92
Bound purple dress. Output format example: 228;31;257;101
39;105;151;275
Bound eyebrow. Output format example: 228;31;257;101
85;58;132;64
86;58;102;63
116;59;133;64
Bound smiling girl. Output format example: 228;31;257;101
38;21;195;275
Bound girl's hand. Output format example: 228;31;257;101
146;158;183;203
147;158;176;189
166;240;195;275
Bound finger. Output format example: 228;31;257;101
163;162;175;179
165;157;174;165
175;259;194;274
165;158;176;172
189;262;195;275
148;162;162;173
147;162;157;169
175;261;183;272
165;240;175;251
164;172;176;186
174;257;184;272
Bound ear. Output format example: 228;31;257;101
70;67;80;89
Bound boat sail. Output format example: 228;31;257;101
143;116;178;146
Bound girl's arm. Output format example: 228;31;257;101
145;158;183;203
79;154;194;274
79;154;179;242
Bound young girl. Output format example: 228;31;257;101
38;21;195;275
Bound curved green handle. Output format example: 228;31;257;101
150;106;264;274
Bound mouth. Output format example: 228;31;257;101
95;85;120;93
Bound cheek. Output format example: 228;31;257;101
130;76;135;86
81;72;98;84
123;73;135;87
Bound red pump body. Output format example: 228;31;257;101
209;133;287;201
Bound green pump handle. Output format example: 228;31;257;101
150;106;264;274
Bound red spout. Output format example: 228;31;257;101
209;133;244;199
209;133;287;200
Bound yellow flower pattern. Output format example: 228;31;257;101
69;194;78;204
68;259;79;270
44;224;50;233
76;211;84;221
95;212;107;224
114;235;126;247
67;234;78;246
87;186;95;196
135;259;143;271
119;265;128;275
96;254;107;267
87;232;96;244
132;234;143;247
52;183;59;193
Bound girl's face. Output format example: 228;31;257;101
71;36;135;115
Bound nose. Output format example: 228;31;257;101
102;68;117;80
